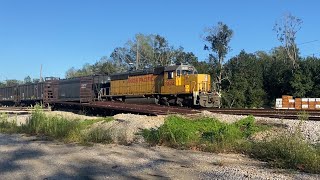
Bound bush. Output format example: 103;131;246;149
0;105;114;144
143;115;320;174
142;115;264;152
246;134;320;174
84;127;113;144
21;106;82;140
0;113;19;133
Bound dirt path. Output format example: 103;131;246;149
0;134;318;180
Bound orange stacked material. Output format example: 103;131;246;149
309;98;316;110
282;95;293;109
295;98;302;110
316;98;320;109
302;98;309;109
288;99;295;109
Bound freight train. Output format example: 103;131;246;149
0;64;221;108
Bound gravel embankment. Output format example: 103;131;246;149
92;113;166;144
3;109;320;144
0;133;318;180
200;111;320;144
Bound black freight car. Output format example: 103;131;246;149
18;82;44;105
0;86;17;106
0;75;111;106
56;75;110;103
58;78;81;102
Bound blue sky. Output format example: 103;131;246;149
0;0;319;81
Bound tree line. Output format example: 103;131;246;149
1;13;319;108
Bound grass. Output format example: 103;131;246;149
142;115;320;174
0;113;19;133
142;115;267;152
0;105;114;144
84;127;113;144
246;134;320;174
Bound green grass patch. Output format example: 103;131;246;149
142;115;266;152
84;127;113;144
245;134;320;174
0;105;114;144
142;115;320;174
0;113;19;133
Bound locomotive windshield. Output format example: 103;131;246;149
166;64;198;77
182;70;193;75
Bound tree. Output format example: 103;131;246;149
110;47;133;72
93;56;118;75
32;78;40;83
24;76;32;84
172;47;198;64
126;34;174;69
0;81;5;88
223;51;265;108
5;79;20;86
273;13;303;68
203;22;233;93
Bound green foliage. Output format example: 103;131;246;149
246;134;320;174
21;106;80;139
223;51;266;108
142;115;264;152
65;33;199;78
203;22;233;93
84;127;113;144
0;105;114;144
297;111;309;121
24;76;32;84
0;113;19;133
143;115;319;174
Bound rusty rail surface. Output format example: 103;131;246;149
204;108;320;121
51;101;200;116
3;102;320;121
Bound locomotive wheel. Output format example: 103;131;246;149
176;98;183;107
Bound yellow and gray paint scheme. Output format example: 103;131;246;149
106;64;220;108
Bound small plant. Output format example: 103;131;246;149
0;112;19;133
297;111;309;121
85;127;113;144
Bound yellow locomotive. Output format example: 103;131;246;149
105;64;220;108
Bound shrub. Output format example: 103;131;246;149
0;113;19;133
0;105;114;144
21;106;81;140
247;134;320;174
142;115;264;152
84;127;113;144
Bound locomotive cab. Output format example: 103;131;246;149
161;64;220;108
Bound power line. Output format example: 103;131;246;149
298;40;318;45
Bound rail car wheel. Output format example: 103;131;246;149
160;97;170;106
155;97;160;105
176;98;183;107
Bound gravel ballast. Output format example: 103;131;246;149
201;110;320;144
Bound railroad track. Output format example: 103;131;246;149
205;108;320;121
3;103;320;121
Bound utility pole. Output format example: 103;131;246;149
136;39;139;70
40;64;43;82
